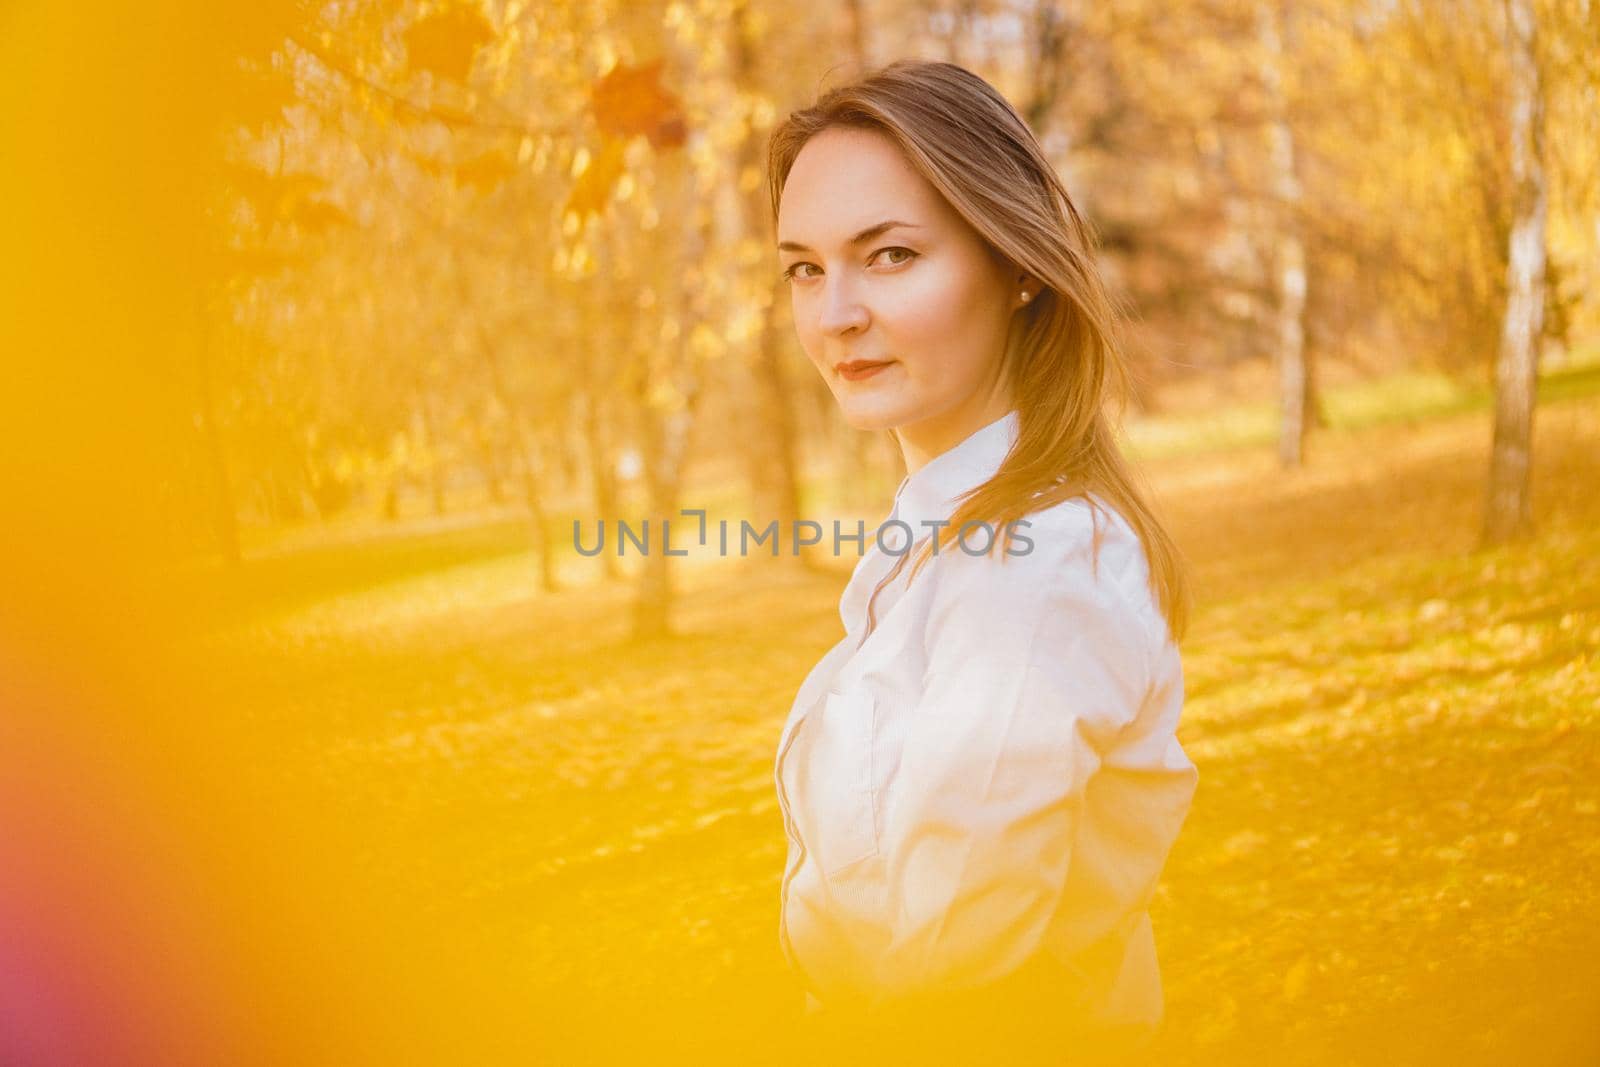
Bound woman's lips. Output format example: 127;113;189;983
835;359;894;382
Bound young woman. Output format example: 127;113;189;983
768;61;1199;1061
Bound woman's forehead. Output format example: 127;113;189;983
778;129;947;244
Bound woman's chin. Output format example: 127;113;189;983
838;405;903;432
834;391;916;432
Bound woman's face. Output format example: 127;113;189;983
777;127;1029;443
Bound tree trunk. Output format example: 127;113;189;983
631;154;707;641
1483;0;1546;546
631;396;697;639
1258;0;1310;469
1304;335;1328;429
631;373;701;640
465;296;558;592
584;238;627;582
943;0;980;65
751;287;804;529
580;382;623;581
730;0;803;538
842;0;870;73
1023;0;1075;133
472;416;507;506
414;376;447;516
492;365;558;592
504;400;558;593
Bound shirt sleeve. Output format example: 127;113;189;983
869;507;1155;1002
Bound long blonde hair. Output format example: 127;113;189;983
768;59;1190;641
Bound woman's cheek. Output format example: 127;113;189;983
899;272;981;373
907;263;973;333
792;311;825;373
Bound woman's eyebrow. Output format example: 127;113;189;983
777;219;923;254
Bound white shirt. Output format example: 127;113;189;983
774;409;1198;1031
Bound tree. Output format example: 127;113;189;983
730;0;803;538
1483;0;1547;544
1257;0;1311;468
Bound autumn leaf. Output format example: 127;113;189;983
564;136;628;220
224;166;349;234
590;60;687;149
455;150;516;195
404;5;495;83
407;151;454;181
292;197;352;235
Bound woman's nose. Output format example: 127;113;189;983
817;278;869;337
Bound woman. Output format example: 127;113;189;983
768;61;1199;1062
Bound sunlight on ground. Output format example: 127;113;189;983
175;393;1600;1064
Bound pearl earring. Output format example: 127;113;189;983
1020;290;1033;303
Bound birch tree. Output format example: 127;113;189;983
1257;0;1311;468
1483;0;1548;544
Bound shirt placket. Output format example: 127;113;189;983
775;522;915;986
860;544;913;647
774;707;812;984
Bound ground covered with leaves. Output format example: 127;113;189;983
185;390;1600;1064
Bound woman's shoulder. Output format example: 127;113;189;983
922;494;1153;633
930;492;1150;607
919;493;1162;710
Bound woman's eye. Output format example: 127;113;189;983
782;248;916;282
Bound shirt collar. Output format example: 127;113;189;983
889;409;1020;539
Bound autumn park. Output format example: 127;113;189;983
2;0;1597;1064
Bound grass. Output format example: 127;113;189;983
175;385;1600;1064
1123;349;1600;459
